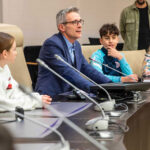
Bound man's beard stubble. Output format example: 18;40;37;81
136;0;146;5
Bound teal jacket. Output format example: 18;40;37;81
120;2;150;50
90;48;133;82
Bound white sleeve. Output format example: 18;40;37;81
0;65;43;112
0;92;43;112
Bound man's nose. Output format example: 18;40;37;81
77;22;82;27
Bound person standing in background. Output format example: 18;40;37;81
120;0;150;50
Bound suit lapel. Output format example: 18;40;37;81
74;42;79;69
58;33;73;65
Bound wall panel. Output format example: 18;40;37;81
0;0;2;22
2;0;150;45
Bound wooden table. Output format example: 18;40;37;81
1;91;150;150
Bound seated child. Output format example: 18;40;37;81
0;32;52;112
90;23;138;82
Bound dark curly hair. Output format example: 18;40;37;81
99;23;119;38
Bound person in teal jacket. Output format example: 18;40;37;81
90;24;138;83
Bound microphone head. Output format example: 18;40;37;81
36;58;45;66
54;54;64;61
36;59;49;70
85;116;109;131
89;57;92;60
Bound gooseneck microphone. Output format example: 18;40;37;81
37;59;129;134
54;55;128;116
37;58;106;118
54;54;117;112
55;54;112;101
19;75;109;150
37;58;110;130
89;57;137;82
0;105;69;150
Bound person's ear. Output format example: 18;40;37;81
2;50;8;58
100;38;103;45
58;24;66;32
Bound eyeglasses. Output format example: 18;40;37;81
62;19;84;26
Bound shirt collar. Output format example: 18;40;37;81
63;35;75;49
132;2;138;10
0;65;6;71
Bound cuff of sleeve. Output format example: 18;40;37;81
32;93;43;108
119;77;122;82
114;77;121;82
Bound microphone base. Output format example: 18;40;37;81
94;100;116;112
106;111;123;117
85;116;109;131
43;141;70;150
61;141;70;150
89;130;114;139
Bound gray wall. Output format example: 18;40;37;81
2;0;150;46
0;0;2;22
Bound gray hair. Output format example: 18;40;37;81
56;7;79;27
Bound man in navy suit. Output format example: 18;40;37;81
35;7;112;96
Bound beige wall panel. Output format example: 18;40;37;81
79;0;134;43
2;0;78;46
0;0;2;22
2;0;150;45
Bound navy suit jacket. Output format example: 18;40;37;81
35;32;112;96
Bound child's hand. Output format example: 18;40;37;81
107;47;123;60
42;95;52;104
121;74;138;82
